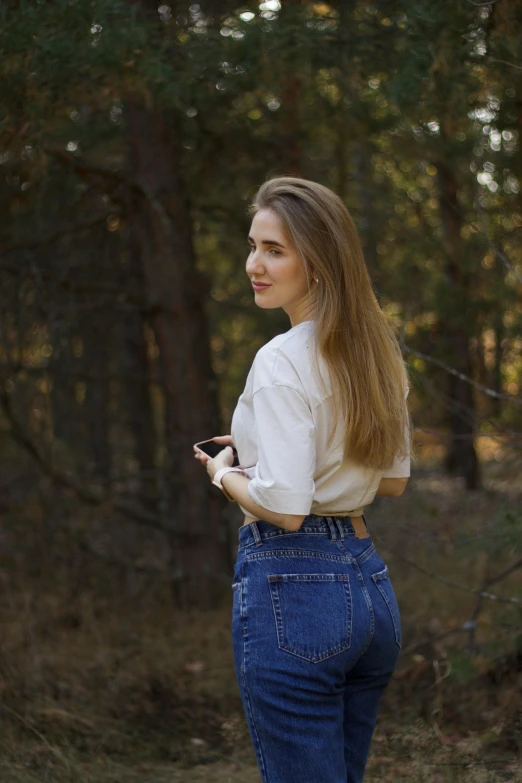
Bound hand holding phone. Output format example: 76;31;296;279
193;438;240;468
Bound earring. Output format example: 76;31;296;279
314;277;319;283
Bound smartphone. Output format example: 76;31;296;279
194;439;240;467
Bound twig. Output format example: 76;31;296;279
387;549;522;604
467;558;522;650
401;622;477;654
486;56;522;71
402;342;522;405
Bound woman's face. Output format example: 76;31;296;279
246;208;313;324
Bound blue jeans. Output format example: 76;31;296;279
231;515;402;783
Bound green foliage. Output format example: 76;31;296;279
0;0;521;588
1;0;521;440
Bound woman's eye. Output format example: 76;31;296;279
269;249;280;256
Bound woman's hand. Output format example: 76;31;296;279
193;436;235;482
211;435;233;447
205;446;234;482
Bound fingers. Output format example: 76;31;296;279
212;435;233;444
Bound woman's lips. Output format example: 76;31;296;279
252;282;271;290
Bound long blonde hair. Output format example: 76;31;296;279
249;176;412;471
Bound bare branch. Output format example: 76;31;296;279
486;56;522;71
402;342;522;405
415;374;521;447
386;548;522;604
49;149;175;234
467;558;522;651
402;622;477;654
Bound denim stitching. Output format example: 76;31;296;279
239;579;245;621
267;577;285;659
241;647;269;782
372;568;401;647
333;538;375;566
357;543;376;565
239;526;359;550
245;546;375;568
238;523;364;550
238;561;269;782
352;559;375;656
269;573;350;582
246;549;354;564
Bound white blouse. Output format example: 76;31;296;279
231;320;411;519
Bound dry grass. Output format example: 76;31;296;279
0;455;520;782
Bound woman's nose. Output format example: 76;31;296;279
246;250;264;276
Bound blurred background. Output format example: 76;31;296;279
0;1;521;780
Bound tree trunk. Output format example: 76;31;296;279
436;161;481;489
278;0;305;176
82;312;112;485
280;75;303;176
120;225;159;504
126;104;229;608
81;236;113;486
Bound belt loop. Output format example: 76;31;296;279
250;521;263;547
335;517;345;540
326;517;337;541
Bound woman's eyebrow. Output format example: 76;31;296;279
248;236;285;248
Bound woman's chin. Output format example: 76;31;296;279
254;291;278;307
255;300;278;309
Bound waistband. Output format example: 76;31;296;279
238;514;369;550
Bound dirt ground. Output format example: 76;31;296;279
0;454;521;782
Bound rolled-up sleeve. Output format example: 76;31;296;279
247;383;316;515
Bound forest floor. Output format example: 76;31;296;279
0;450;521;782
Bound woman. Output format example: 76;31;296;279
194;176;412;783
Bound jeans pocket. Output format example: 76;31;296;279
268;574;352;664
371;566;402;648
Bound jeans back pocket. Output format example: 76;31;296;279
268;573;352;664
371;566;402;648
